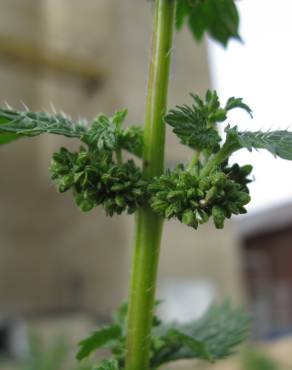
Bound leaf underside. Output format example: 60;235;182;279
76;325;121;361
0;108;87;141
225;127;292;160
0;108;143;159
165;91;252;153
74;301;250;369
176;0;241;46
150;301;251;368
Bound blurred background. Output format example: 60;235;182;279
0;1;292;369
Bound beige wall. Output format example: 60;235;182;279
0;0;245;318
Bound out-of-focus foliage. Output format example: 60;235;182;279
0;333;93;370
176;0;241;46
76;301;250;369
241;349;281;370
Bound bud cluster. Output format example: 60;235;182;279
50;147;147;215
149;164;252;229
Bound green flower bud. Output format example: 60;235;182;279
212;206;225;229
74;193;95;212
182;209;195;227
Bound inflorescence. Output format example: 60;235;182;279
50;147;147;216
149;163;251;229
3;90;292;229
49;91;254;229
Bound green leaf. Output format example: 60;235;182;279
150;301;250;368
176;0;241;47
242;348;279;370
212;205;225;229
83;110;129;151
225;97;253;117
167;329;213;361
93;358;119;370
84;114;117;151
76;325;122;361
165;91;251;152
0;111;19;145
113;302;128;331
0;107;142;159
0;108;87;140
83;111;143;157
112;109;128;126
225;126;292;160
118;125;144;158
175;0;189;30
165;93;221;152
183;301;250;358
0;133;19;145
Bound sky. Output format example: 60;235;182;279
208;1;292;215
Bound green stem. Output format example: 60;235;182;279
200;143;235;178
187;150;200;174
125;1;176;370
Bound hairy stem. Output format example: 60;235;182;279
187;150;200;174
125;1;176;369
200;143;235;178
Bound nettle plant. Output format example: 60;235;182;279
1;1;292;369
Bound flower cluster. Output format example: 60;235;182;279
42;97;257;228
148;164;252;229
50;147;147;215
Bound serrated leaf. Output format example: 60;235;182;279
165;101;220;152
93;358;119;370
83;110;128;151
113;302;128;331
83;112;143;157
176;0;241;47
225;97;253;117
76;325;121;361
0;133;19;145
225;126;292;160
0;107;142;159
165;91;249;152
182;301;251;358
112;109;128;126
118;125;143;158
151;301;250;368
0;108;87;142
175;0;189;30
167;329;213;361
84;114;117;151
0;112;21;145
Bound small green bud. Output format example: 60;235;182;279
58;174;74;192
165;205;176;219
199;178;211;191
211;172;226;186
167;190;184;200
241;164;253;175
182;209;195;226
111;183;126;192
75;193;95;212
212;206;225;229
204;186;217;203
115;196;126;207
237;192;251;205
76;151;89;166
196;209;209;224
209;109;227;122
